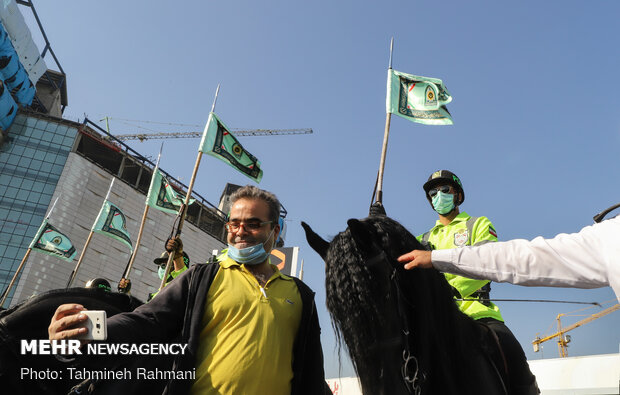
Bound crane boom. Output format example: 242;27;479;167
532;303;620;357
109;128;313;142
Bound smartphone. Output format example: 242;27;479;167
77;310;108;340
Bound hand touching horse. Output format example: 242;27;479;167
303;216;508;395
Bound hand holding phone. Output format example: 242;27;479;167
77;310;107;341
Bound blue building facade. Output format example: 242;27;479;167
0;113;77;303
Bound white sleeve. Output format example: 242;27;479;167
431;216;620;292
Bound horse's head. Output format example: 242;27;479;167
303;216;430;394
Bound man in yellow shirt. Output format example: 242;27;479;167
49;185;329;395
419;170;538;394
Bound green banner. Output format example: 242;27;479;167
386;69;453;125
146;167;193;214
28;219;77;261
92;200;133;252
199;112;263;182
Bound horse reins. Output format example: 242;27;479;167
367;251;424;394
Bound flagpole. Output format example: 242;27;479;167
0;196;60;307
66;178;115;288
158;85;220;291
374;37;394;204
118;145;164;292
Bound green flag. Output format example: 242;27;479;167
92;200;133;252
199;112;263;182
28;219;77;261
146;167;193;214
386;69;453;125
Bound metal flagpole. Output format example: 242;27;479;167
118;144;164;293
374;37;395;205
66;178;115;288
0;196;60;307
158;85;220;291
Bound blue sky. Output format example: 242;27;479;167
25;0;620;377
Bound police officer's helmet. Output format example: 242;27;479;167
422;170;465;206
85;278;112;292
153;251;190;268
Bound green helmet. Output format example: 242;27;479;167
85;278;112;292
422;170;465;206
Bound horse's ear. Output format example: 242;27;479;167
301;221;329;259
346;218;373;246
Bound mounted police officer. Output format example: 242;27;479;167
420;170;539;394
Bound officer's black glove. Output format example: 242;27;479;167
166;236;184;258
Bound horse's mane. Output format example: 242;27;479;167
321;216;484;393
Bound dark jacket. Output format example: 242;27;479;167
106;262;328;395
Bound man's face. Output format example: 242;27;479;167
226;197;279;252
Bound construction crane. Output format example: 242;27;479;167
97;116;313;142
111;128;313;142
532;303;620;357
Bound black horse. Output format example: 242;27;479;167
0;288;149;395
303;216;509;395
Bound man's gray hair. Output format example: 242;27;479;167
230;185;281;224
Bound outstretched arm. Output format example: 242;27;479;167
397;250;433;269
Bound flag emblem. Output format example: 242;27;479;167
199;112;263;182
92;200;133;252
387;69;453;125
146;168;191;214
28;220;77;261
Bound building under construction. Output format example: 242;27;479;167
0;1;228;305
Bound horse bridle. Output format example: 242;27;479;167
366;250;425;394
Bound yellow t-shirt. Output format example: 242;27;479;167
190;258;302;395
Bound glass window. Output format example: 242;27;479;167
8;177;22;188
42;183;55;194
18;156;31;168
63;136;75;146
29;159;43;171
55;154;68;165
27;191;41;202
16;189;30;201
51;164;64;175
10;145;25;156
25;117;37;128
0;174;11;186
21;179;34;190
23;147;36;158
7;210;20;222
20;212;34;225
5;246;18;259
7;155;19;166
31;182;44;193
43;151;56;163
40;131;53;142
4;187;17;199
52;133;64;145
45;122;57;132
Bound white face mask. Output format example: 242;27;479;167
432;191;455;215
227;228;275;265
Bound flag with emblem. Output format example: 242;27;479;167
92;200;133;252
199;112;263;182
146;167;194;214
28;219;77;261
386;69;453;125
